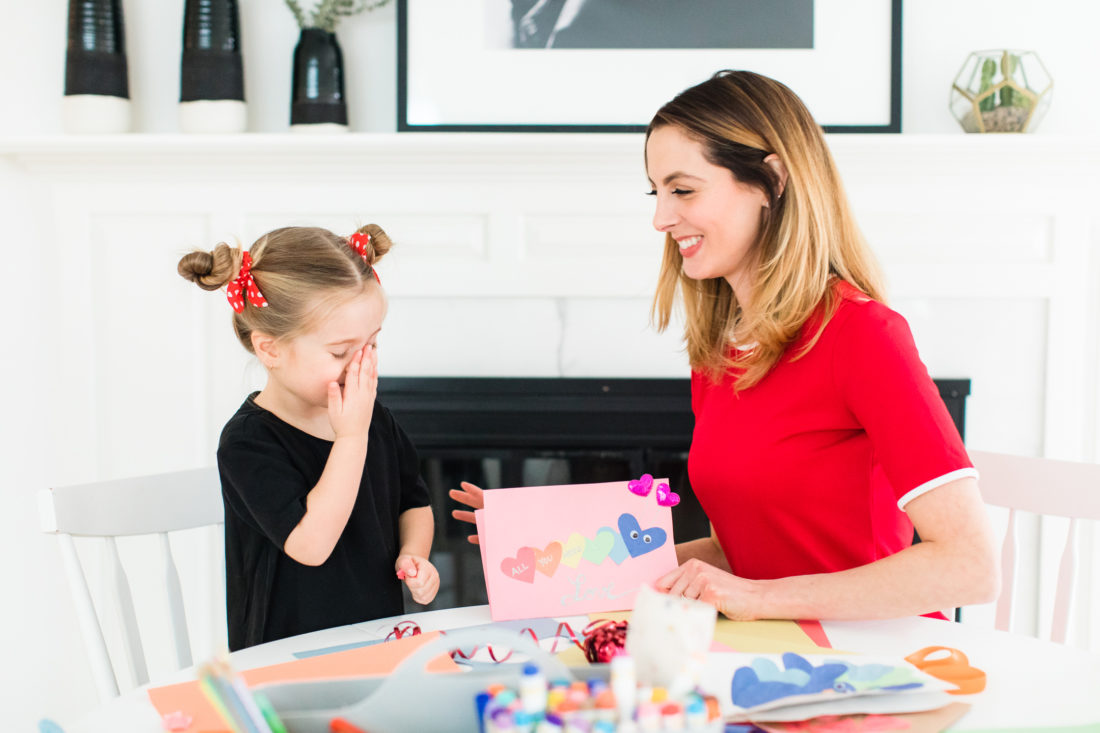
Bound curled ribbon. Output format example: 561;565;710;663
347;231;382;284
225;251;268;313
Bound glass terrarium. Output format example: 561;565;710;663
950;50;1052;133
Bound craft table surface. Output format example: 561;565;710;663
69;605;1100;732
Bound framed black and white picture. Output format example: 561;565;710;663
397;0;901;133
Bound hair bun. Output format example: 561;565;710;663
177;242;240;291
354;223;393;265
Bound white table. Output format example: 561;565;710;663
71;606;1100;732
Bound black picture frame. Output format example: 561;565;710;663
397;0;902;133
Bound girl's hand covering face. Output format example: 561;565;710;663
448;481;484;545
327;346;378;440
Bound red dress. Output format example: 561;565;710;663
689;281;976;587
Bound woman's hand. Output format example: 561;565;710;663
396;554;440;605
328;346;378;440
655;558;764;621
448;481;485;545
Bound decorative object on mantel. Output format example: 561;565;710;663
950;50;1052;133
284;0;393;133
63;0;130;133
179;0;247;133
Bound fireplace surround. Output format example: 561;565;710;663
379;376;971;609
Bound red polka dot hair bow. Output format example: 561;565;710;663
347;231;381;284
226;251;268;313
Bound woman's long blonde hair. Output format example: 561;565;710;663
649;70;885;388
177;224;392;353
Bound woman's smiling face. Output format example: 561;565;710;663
646;124;770;293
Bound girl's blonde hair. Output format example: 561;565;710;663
177;224;392;353
648;70;885;389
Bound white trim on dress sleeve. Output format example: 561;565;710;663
897;467;980;510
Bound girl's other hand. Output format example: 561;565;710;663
655;558;764;621
448;481;484;545
396;554;440;605
327;346;378;440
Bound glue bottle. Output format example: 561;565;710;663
520;663;547;716
609;653;637;723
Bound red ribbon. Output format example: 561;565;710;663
225;251;268;313
347;232;381;284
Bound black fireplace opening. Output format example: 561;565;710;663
379;377;971;611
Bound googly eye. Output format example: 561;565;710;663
643;534;652;544
630;530;639;540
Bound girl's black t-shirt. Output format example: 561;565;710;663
217;393;430;651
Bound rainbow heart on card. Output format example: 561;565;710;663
561;532;586;568
534;541;563;577
500;547;536;583
618;512;667;558
583;530;615;565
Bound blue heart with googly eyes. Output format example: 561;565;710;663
618;513;667;558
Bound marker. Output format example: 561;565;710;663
252;692;289;733
476;691;492;733
329;717;368;733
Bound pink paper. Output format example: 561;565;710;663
479;480;678;621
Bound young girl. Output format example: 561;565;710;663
179;224;439;650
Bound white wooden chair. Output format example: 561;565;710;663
970;450;1100;644
38;467;224;701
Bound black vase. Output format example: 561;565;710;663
65;0;128;98
64;0;131;132
290;28;348;128
180;0;246;132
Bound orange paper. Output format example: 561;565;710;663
147;631;458;733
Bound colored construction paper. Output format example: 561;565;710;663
147;631;457;733
477;480;678;621
756;701;971;732
714;618;838;655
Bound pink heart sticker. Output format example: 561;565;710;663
656;482;680;507
628;473;654;497
501;546;536;583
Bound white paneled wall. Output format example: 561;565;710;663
4;133;1100;727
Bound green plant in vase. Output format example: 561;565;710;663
284;0;392;33
951;50;1052;133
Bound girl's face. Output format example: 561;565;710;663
645;125;770;293
270;288;387;410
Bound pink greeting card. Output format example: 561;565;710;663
476;478;678;621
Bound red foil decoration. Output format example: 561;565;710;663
583;619;629;664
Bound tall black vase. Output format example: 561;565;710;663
180;0;246;132
290;28;348;131
64;0;131;132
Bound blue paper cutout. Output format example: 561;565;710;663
730;653;848;707
730;653;929;708
599;525;630;564
618;513;667;557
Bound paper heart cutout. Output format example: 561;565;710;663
617;513;667;558
627;473;654;497
500;546;536;583
583;529;615;565
656;482;681;507
599;526;629;565
560;532;586;568
534;541;563;577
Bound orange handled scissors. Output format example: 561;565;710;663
905;646;987;695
